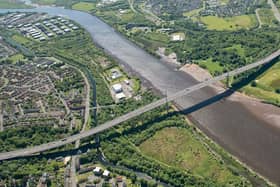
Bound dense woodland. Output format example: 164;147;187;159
173;29;280;68
0;126;69;151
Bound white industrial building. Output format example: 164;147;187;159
112;83;123;93
93;167;102;174
102;170;110;177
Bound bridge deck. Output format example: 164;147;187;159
0;49;280;161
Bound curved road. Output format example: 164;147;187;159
255;8;263;28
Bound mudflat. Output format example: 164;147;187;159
181;64;280;184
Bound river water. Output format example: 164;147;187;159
1;7;280;184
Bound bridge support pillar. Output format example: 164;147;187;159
165;90;169;114
95;135;100;147
226;73;230;88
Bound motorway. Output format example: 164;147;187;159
0;49;280;161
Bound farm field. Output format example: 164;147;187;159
200;15;257;30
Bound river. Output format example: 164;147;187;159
1;7;280;185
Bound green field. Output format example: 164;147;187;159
12;34;31;45
258;8;279;27
0;0;30;8
139;127;244;185
31;0;55;5
119;10;135;22
225;44;245;57
219;0;229;4
200;15;257;30
198;58;224;75
132;31;169;52
243;61;280;105
145;32;169;43
72;2;95;12
8;54;25;63
243;86;280;104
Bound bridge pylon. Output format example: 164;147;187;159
226;72;230;88
165;90;169;114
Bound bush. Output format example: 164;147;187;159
251;81;257;87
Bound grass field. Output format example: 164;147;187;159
12;34;30;45
219;0;229;4
31;0;55;5
8;54;25;63
139;127;242;185
258;8;279;27
242;61;280;105
0;0;30;8
225;44;245;57
200;15;257;30
72;2;95;12
145;32;169;43
120;12;134;22
256;63;280;88
198;58;224;75
243;86;280;105
132;31;169;52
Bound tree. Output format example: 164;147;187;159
251;81;257;87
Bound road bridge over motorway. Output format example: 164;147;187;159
1;49;280;161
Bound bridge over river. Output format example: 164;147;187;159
0;48;280;184
1;7;280;184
